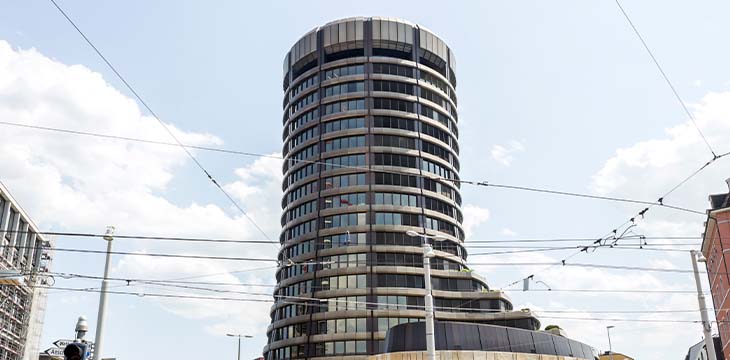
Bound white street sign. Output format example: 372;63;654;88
44;347;65;357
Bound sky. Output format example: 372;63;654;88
2;1;730;359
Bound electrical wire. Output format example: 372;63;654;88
0;119;707;216
1;229;278;245
614;0;717;158
47;0;276;246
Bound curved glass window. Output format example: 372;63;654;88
323;193;366;208
288;164;316;185
373;80;414;95
374;192;417;207
288;126;318;150
323;213;367;228
323;117;366;134
324;99;365;115
289;108;319;132
323;173;366;189
290;74;318;98
373;134;416;149
373;98;414;113
373;63;414;78
323;81;364;97
324;64;364;80
318;274;367;290
373;153;417;169
373;172;418;188
373;115;415;131
285;219;316;241
286;199;317;222
324;135;365;152
374;212;419;226
420;71;448;94
291;92;318;113
322;154;365;171
321;232;366;248
286;181;317;204
422;140;451;162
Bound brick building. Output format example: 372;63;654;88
702;179;730;360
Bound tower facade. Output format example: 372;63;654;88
266;17;538;360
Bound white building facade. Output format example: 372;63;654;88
0;182;53;360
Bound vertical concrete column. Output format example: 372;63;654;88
24;233;37;272
15;222;29;267
7;213;20;262
0;200;11;241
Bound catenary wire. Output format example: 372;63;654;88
47;0;276;246
614;0;717;158
0;119;706;217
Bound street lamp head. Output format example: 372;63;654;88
226;333;236;337
432;235;448;242
405;230;420;237
607;325;615;329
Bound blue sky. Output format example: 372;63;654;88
2;1;730;359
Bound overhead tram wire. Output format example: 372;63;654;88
614;0;718;158
0;120;708;217
0;229;701;245
1;229;279;245
494;0;730;290
47;0;276;248
18;279;713;316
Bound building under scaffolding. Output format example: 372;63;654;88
0;182;53;360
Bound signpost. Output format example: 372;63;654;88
45;339;95;359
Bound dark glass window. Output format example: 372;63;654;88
373;98;414;113
324;135;366;152
322;173;366;190
373;153;418;169
323;64;365;80
373;80;414;95
373;115;415;131
373;134;416;149
373;63;414;78
323;117;366;133
323;81;365;97
374;172;418;188
324;99;366;115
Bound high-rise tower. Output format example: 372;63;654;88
266;17;539;360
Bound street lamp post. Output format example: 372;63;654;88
226;334;252;360
696;250;719;360
406;230;447;360
606;326;614;360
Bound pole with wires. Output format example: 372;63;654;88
93;226;115;360
690;250;717;360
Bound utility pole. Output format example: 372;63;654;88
606;326;614;360
94;226;115;360
691;250;717;360
406;230;446;360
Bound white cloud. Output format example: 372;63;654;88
491;140;525;166
461;204;490;238
0;41;282;335
500;228;518;237
591;91;730;238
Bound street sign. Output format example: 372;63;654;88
53;339;74;348
52;339;95;349
44;347;65;357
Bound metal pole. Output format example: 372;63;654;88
237;336;241;360
94;226;115;360
691;250;718;360
606;326;614;360
423;240;436;360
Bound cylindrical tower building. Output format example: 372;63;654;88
266;17;539;360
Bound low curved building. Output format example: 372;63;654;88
265;17;539;360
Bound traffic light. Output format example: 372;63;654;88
63;342;89;360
